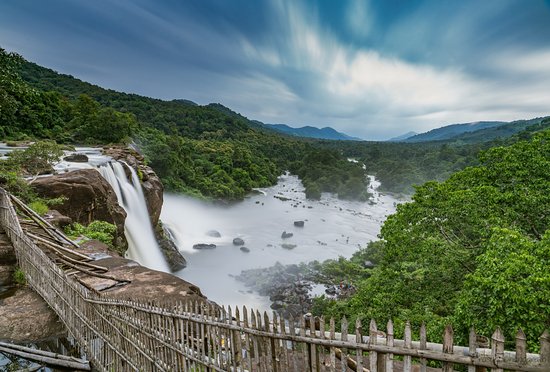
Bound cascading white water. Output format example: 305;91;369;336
99;161;169;272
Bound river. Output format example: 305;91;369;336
161;173;399;312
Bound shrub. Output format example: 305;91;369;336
28;200;49;215
13;267;26;285
65;221;117;248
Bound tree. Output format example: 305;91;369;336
8;140;64;181
454;228;550;348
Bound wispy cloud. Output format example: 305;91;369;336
1;0;549;139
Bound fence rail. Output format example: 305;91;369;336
1;188;549;372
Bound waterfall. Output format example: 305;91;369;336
99;161;169;272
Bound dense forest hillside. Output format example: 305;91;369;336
403;117;549;144
0;48;369;201
319;116;550;195
403;121;506;142
312;129;550;346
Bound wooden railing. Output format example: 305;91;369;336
1;188;549;372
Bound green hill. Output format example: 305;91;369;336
1;47;370;201
262;123;362;141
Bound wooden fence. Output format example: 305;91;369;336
1;188;549;372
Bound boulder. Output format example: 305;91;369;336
43;209;73;229
63;153;89;163
293;220;305;227
0;287;66;342
281;231;293;239
32;169;127;251
233;237;245;246
281;243;297;250
206;230;221;238
193;243;216;250
156;224;187;272
240;246;250;253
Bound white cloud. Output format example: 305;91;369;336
346;0;374;39
235;0;550;139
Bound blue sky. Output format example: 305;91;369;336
1;0;550;140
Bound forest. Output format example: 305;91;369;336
311;130;550;347
1;48;368;201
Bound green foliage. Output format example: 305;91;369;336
1;50;370;200
0;171;36;202
454;228;550;349
13;267;26;285
28;200;49;215
312;130;550;344
65;221;117;248
7;140;64;177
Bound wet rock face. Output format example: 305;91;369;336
32;169;128;251
155;225;187;272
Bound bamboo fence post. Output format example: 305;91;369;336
234;306;244;369
468;327;477;372
515;328;527;371
243;306;253;370
318;316;327;371
403;321;412;372
491;327;504;372
355;318;363;372
540;330;550;368
309;315;319;372
259;310;270;371
329;318;336;371
251;310;261;371
301;315;312;372
419;322;427;372
386;320;394;372
340;317;348;372
273;311;282;371
229;306;238;370
369;319;378;372
441;324;454;372
289;315;299;372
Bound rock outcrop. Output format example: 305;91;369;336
0;287;66;342
63;153;89;163
155;224;187;272
32;169;128;251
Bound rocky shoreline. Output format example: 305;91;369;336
235;260;360;319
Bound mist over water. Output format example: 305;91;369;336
161;173;399;311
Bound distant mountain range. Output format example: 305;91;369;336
388;131;417;142
389;117;550;143
261;123;362;141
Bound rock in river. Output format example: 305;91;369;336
281;231;293;239
63;153;89;162
233;237;245;246
293;220;305;227
281;243;297;250
240;247;250;253
206;230;221;238
193;243;217;250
